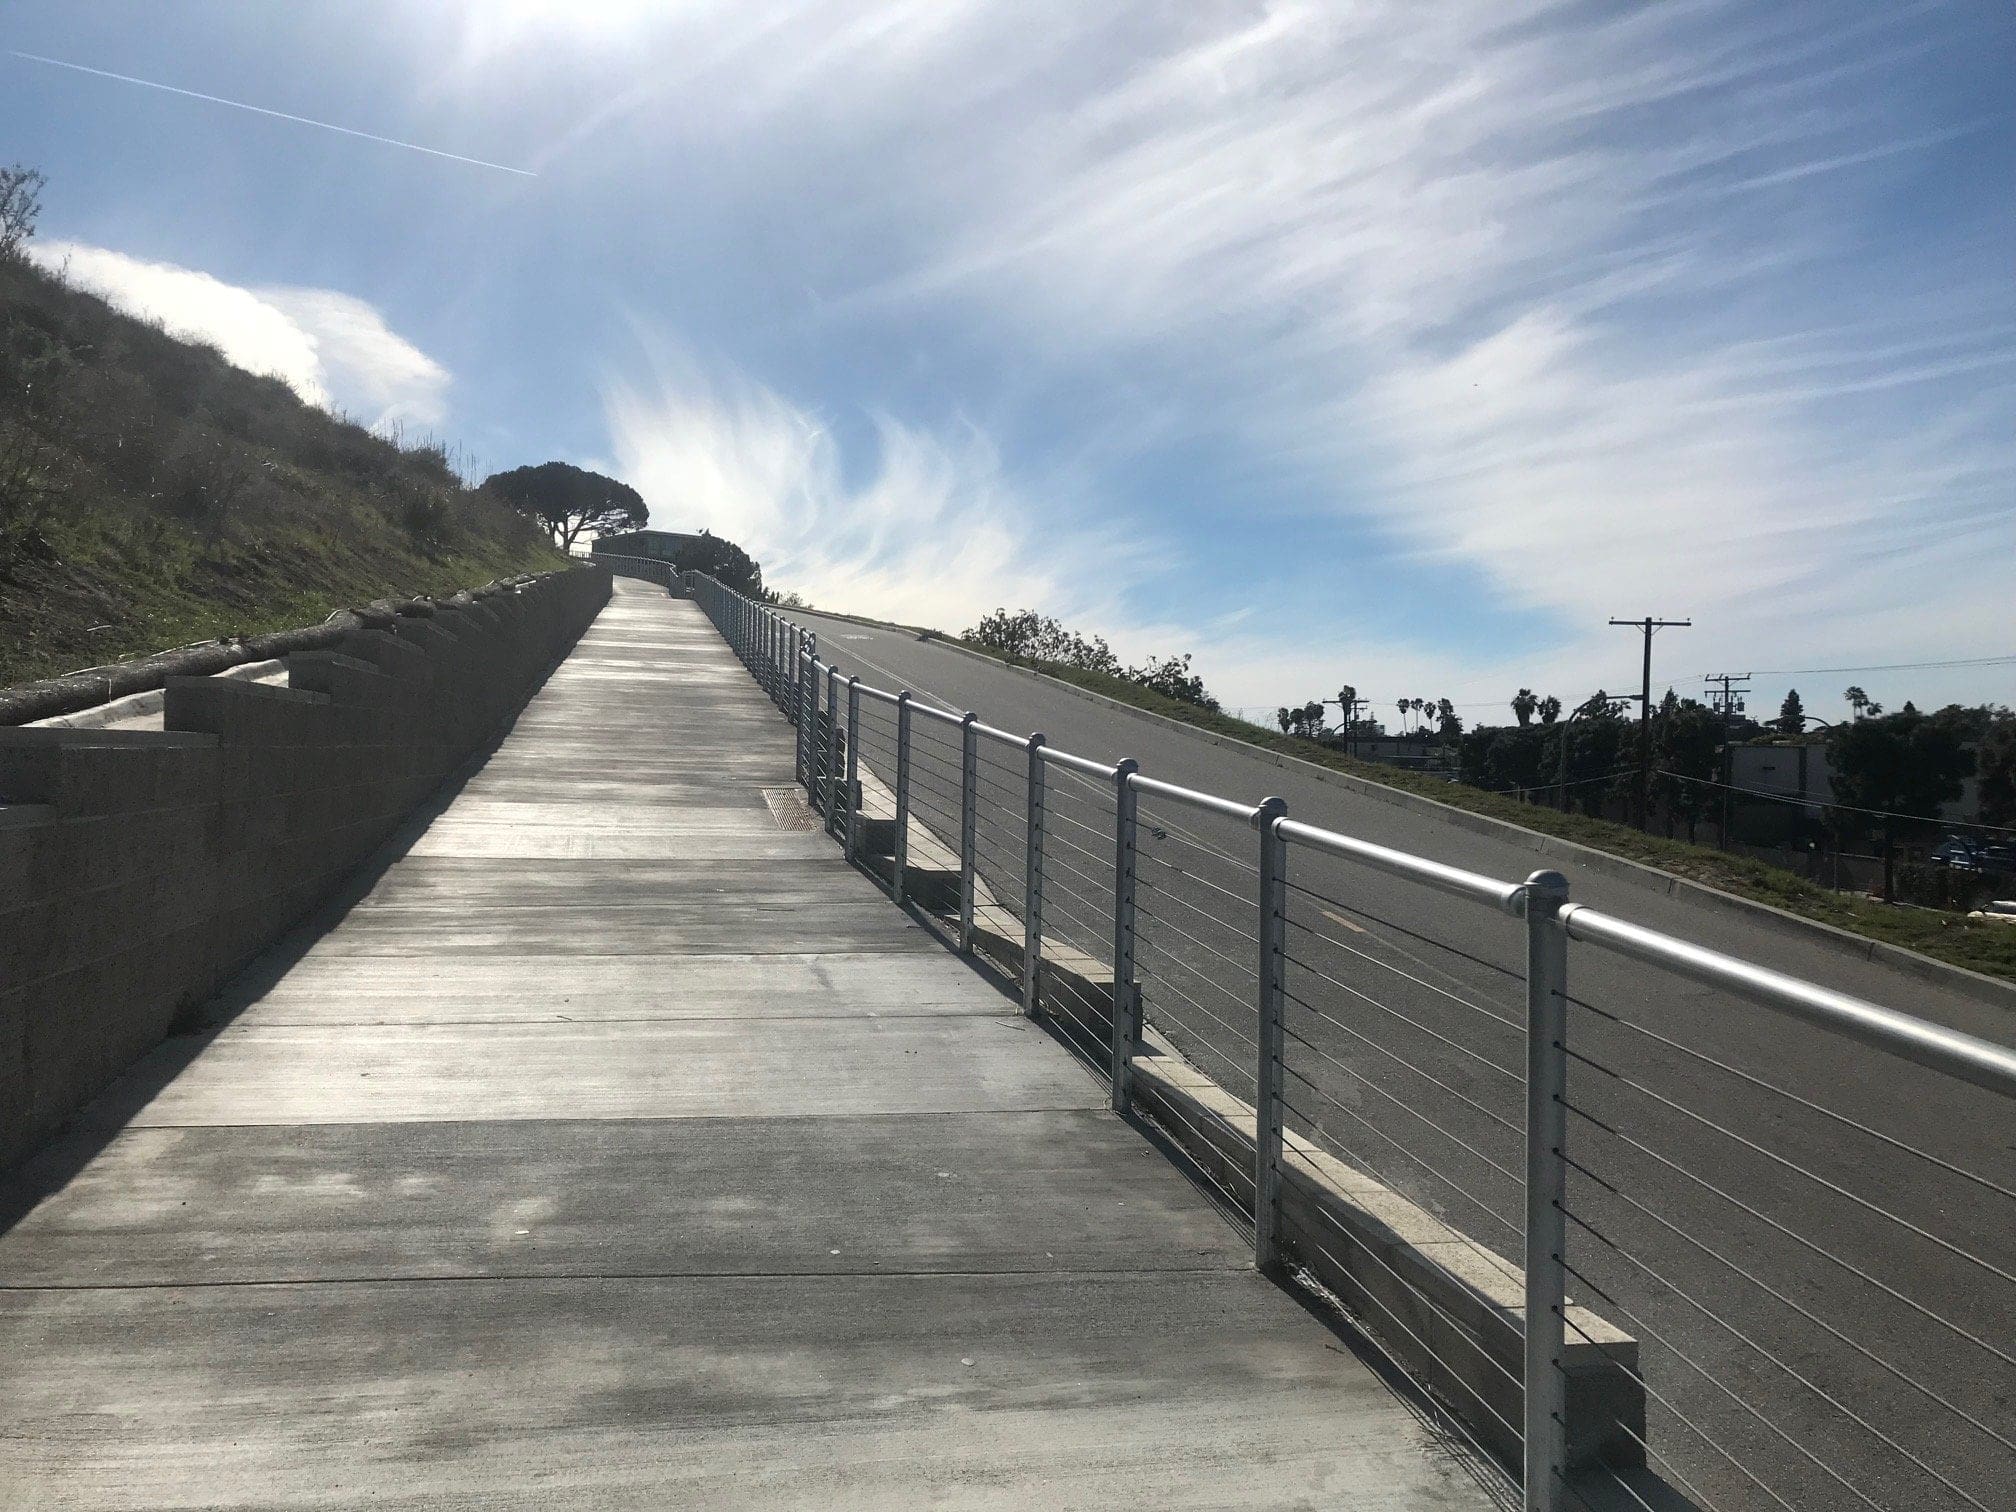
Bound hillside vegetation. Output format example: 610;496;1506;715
0;247;566;689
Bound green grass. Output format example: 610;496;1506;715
903;629;2016;987
0;255;569;689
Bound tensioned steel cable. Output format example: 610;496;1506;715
1137;966;1257;1053
1283;876;1526;987
1281;1068;1521;1202
1138;812;1252;869
1568;992;2016;1202
1560;1158;2016;1460
1288;1219;1527;1455
1562;1049;2016;1288
1281;1089;1518;1241
1043;830;1114;882
1278;1113;1529;1344
1284;975;1521;1085
1558;1096;2016;1370
1133;928;1256;1019
1552;1304;1771;1512
1555;1245;1954;1512
1282;947;1516;1064
1136;875;1261;944
1282;919;1522;1033
1135;904;1255;978
1280;1014;1521;1137
1138;848;1263;920
1288;1193;1524;1384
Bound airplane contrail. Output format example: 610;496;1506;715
7;50;537;178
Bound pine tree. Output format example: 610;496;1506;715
1777;688;1805;735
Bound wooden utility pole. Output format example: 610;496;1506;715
1610;616;1690;830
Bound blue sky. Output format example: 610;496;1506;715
5;2;2011;725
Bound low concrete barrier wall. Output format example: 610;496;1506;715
0;565;611;1165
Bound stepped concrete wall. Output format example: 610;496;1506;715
0;565;611;1164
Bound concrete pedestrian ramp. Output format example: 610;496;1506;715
0;581;1491;1509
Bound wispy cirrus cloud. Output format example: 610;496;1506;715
30;240;450;429
488;1;2014;713
600;348;1162;636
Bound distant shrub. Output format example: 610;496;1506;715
0;421;61;554
0;164;45;262
389;482;455;549
158;433;254;535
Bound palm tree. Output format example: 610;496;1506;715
1844;686;1867;720
1396;698;1411;733
1512;688;1538;727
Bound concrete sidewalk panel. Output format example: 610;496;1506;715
0;1271;1480;1511
0;1111;1247;1284
81;1016;1107;1126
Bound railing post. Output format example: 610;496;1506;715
844;677;862;864
795;639;814;788
792;641;804;783
1254;796;1289;1274
958;713;978;953
823;665;841;835
1021;734;1046;1019
892;691;913;906
1523;868;1572;1512
1110;759;1141;1113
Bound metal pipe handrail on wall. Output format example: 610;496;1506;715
684;571;2016;1512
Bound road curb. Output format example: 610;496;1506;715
798;606;2016;1013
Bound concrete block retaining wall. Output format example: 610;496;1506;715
0;565;611;1165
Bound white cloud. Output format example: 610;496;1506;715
30;241;450;429
497;2;2011;718
601;348;1161;637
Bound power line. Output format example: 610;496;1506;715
1657;771;2016;837
1675;655;2016;682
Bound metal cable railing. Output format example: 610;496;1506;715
689;572;2016;1512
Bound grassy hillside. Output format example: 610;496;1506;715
879;626;2016;985
0;254;567;689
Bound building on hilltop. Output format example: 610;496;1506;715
592;529;705;562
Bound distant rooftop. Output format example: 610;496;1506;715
593;529;702;562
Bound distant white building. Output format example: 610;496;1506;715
1732;743;1981;822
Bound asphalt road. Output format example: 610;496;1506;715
793;606;2016;1512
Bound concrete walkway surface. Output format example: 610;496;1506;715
0;580;1492;1510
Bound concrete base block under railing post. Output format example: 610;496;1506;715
954;924;1647;1485
1129;1049;1643;1478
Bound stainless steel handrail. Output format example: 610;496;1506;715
1560;903;2016;1098
1128;771;1263;825
1278;818;1529;916
1039;745;1120;780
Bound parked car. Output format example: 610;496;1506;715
1931;835;2016;872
